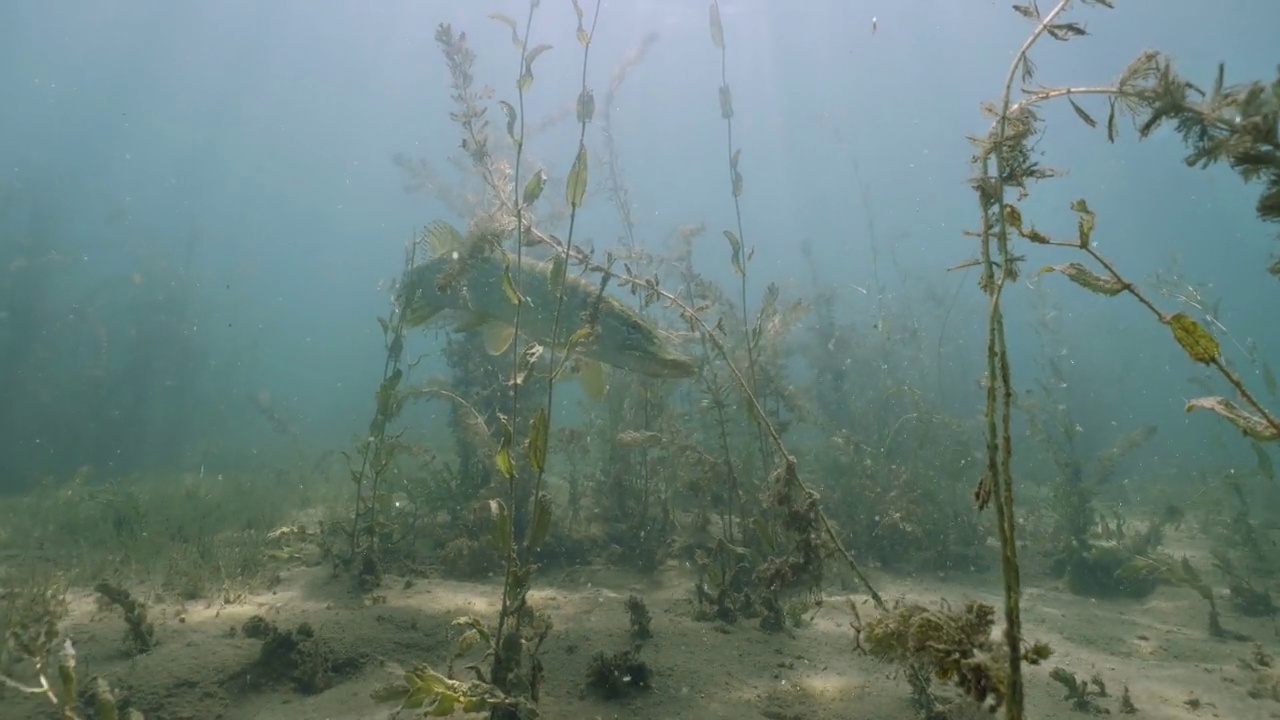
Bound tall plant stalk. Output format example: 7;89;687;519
970;3;1087;716
967;1;1280;716
708;1;771;474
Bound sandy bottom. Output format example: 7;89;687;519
4;558;1279;720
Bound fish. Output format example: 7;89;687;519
396;224;697;397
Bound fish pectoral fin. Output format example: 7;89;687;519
406;304;443;327
482;322;516;356
576;358;606;402
453;311;491;332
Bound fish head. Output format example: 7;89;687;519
397;257;457;326
588;298;697;379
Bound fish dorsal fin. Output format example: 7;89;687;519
482;322;515;355
577;358;606;402
425;220;465;259
453;311;491;333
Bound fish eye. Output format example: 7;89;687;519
624;323;641;337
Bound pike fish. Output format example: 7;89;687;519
396;224;696;397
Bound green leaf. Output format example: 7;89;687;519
428;696;456;715
566;141;589;209
709;2;724;49
1253;441;1274;480
718;84;733;119
1106;97;1118;142
490;497;512;550
723;230;744;276
576;88;595;123
370;682;409;703
1045;22;1087;41
752;516;775;553
488;12;521;47
525;43;552;69
732;165;744;197
528;492;553;550
501;262;522;305
548;253;567;294
496;423;516;480
522;168;546;206
517;43;552;91
1168;312;1219;364
498;100;517;141
506;565;531;605
528;407;549;473
1185;397;1280;441
1067;97;1097;127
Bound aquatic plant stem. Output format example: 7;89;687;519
532;0;602;543
981;2;1076;717
347;236;418;577
710;0;772;479
493;0;539;688
1038;236;1280;439
522;222;886;608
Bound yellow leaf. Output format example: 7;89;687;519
1185;397;1279;441
1040;262;1124;295
1070;198;1095;248
1003;203;1023;231
564;325;595;355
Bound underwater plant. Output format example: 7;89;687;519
93;582;155;655
0;570;120;719
968;1;1280;715
707;1;771;475
377;3;610;718
339;237;421;591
